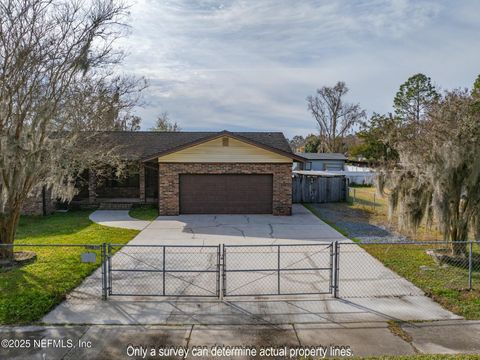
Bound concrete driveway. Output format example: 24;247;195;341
125;204;345;245
43;205;459;325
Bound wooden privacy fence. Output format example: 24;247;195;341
292;174;347;203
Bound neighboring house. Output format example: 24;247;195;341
25;130;304;216
293;153;347;171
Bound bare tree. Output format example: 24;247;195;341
119;115;141;131
0;0;143;262
67;75;146;131
150;112;181;132
307;82;366;153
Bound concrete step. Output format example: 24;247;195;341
98;202;132;210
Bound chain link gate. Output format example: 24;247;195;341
222;243;336;297
102;243;337;299
105;244;221;297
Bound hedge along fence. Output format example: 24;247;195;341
292;174;347;203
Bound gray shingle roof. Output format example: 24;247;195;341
85;131;295;161
295;152;347;161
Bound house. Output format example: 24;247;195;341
31;130;303;216
293;153;347;171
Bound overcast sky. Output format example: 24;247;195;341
118;0;480;138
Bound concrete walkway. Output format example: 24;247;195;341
89;210;151;230
2;321;480;359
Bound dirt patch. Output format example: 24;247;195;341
14;251;37;262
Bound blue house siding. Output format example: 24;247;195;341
295;152;347;171
305;160;344;171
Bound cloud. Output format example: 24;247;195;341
118;0;480;137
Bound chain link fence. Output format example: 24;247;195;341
107;244;220;297
2;241;479;302
0;243;103;269
0;243;105;316
348;186;381;210
223;243;333;296
337;241;480;298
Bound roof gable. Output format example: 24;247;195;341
157;134;295;163
145;131;304;162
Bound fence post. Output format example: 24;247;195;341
107;244;112;295
162;246;166;296
101;243;107;301
222;244;227;298
468;241;473;291
353;188;356;204
373;193;376;210
277;245;281;295
329;244;334;291
218;245;222;301
333;241;339;298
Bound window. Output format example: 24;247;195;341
305;162;312;170
105;166;139;188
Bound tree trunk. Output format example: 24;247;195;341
449;223;467;257
449;208;469;257
451;241;467;257
0;208;21;263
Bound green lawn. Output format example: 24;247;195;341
0;211;139;325
129;205;158;221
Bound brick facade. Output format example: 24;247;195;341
158;163;292;216
21;187;55;216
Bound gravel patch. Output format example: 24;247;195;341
312;205;412;243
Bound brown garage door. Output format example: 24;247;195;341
179;174;273;214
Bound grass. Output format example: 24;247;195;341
306;186;480;320
129;204;158;221
387;320;413;344
0;210;139;325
